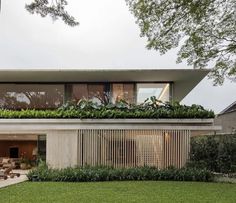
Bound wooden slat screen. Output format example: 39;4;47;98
78;129;190;169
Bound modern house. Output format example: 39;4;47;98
215;101;236;134
0;69;220;169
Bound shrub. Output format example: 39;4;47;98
0;97;214;119
27;165;214;182
188;133;236;173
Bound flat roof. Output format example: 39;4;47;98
0;68;209;101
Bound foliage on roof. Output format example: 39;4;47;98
0;97;214;119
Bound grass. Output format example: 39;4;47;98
0;181;235;203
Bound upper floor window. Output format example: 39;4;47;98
136;83;170;104
111;83;135;104
70;83;135;104
70;83;170;105
0;82;171;110
70;84;107;104
0;84;64;110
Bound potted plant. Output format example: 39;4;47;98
20;152;30;170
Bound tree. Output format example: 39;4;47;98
0;0;78;26
126;0;236;85
25;0;79;26
1;1;235;84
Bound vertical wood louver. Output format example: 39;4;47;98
77;129;190;168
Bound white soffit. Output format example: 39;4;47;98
0;68;209;101
0;134;38;141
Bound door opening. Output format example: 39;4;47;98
9;147;19;158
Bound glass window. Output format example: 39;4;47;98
71;83;135;104
88;84;105;104
69;83;169;105
0;84;64;109
112;83;135;104
71;84;106;104
71;84;88;101
136;83;170;104
37;135;46;161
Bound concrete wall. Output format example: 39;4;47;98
46;130;78;169
0;118;221;168
214;111;236;134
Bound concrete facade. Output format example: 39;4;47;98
0;119;221;168
0;69;219;169
215;111;236;134
214;101;236;134
47;130;78;168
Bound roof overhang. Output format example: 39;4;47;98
218;101;236;115
0;68;209;101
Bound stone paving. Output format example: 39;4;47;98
0;170;29;189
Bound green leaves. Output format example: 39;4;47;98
126;0;236;84
27;165;214;182
25;0;79;27
0;97;214;119
189;133;236;173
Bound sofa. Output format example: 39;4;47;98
0;157;16;169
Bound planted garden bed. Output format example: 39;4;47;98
0;98;214;119
27;164;213;182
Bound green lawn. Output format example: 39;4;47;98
0;181;235;203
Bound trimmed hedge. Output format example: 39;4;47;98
0;98;214;119
188;133;236;173
27;165;214;182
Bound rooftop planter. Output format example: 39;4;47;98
0;97;214;119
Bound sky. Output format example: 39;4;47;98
0;0;235;113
